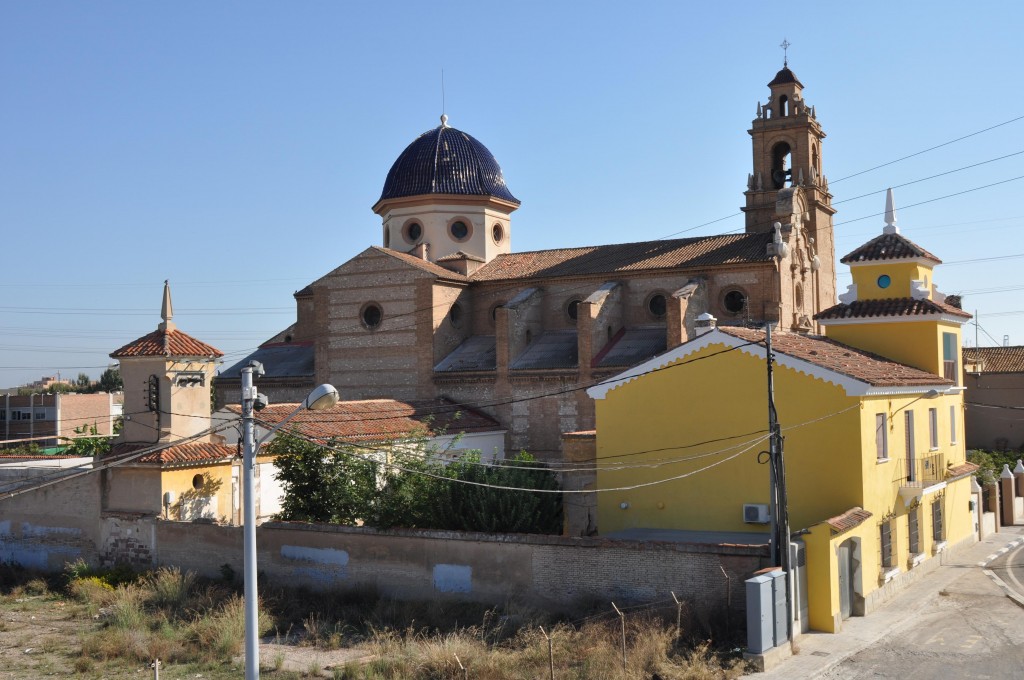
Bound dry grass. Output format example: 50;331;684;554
1;563;748;679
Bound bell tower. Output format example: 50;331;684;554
742;53;837;328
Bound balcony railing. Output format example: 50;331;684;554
896;451;945;488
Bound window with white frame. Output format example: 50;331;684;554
928;408;938;450
950;404;957;444
875;413;888;460
905;411;916;482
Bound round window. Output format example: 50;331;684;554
723;290;747;315
877;274;891;289
404;222;422;243
361;302;383;329
449;302;463;328
566;299;581;323
489;303;503;324
492;223;504;244
192;474;204;490
647;293;667;319
450;220;470;241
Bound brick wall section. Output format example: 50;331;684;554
59;393;119;437
152;521;765;615
561;430;596;536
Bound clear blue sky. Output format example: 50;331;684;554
2;1;1022;388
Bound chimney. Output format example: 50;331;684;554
695;313;717;336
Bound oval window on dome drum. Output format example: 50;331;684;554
492;223;505;244
450;220;471;242
361;302;383;330
403;222;423;244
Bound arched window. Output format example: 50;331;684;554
771;142;792;189
812;144;820;176
779;95;789;117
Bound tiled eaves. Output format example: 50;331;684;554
963;346;1024;374
469;233;773;282
826;507;873;535
588;327;951;401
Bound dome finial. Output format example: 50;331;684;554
883;188;899;234
440;113;449;127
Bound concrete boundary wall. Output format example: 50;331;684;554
0;470;767;614
120;520;767;613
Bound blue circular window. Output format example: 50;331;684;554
877;274;891;290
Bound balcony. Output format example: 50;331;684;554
895;452;947;506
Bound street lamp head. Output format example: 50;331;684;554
304;384;340;411
922;389;941;399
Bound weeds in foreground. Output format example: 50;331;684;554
3;562;748;679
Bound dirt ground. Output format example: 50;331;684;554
0;594;372;679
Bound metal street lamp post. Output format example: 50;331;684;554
240;361;339;679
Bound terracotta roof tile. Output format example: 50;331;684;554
826;507;872;534
963;346;1024;373
719;327;953;387
470;233;772;282
841;232;941;264
815;297;972;321
109;442;236;465
375;247;469;281
110;328;223;358
227;397;501;443
946;461;980;480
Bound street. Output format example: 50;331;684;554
821;539;1024;679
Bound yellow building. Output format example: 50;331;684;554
586;191;977;633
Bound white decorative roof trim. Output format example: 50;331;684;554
817;315;969;327
838;283;858;304
863;385;955;397
587;328;878;400
847;257;937;268
910;279;929;300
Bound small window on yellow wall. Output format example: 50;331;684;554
928;408;938;450
950;404;957;444
875;413;888;461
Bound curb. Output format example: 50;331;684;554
979;537;1024;610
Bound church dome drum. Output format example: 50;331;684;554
377;118;519;205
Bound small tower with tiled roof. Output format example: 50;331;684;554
815;190;971;381
110;281;223;445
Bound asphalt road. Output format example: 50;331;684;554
822;554;1024;679
987;542;1024;599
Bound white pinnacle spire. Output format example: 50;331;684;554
883;188;899;235
159;280;176;332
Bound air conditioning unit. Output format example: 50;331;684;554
743;503;771;524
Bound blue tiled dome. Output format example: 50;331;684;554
377;122;519;205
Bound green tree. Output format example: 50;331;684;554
270;432;563;534
268;433;379;524
98;367;123;392
61;424;113;457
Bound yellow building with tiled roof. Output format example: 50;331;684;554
585;191;978;634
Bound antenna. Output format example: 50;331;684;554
441;68;446;118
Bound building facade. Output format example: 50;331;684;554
583;192;977;633
218;63;839;458
1;392;122;450
963;345;1024;451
